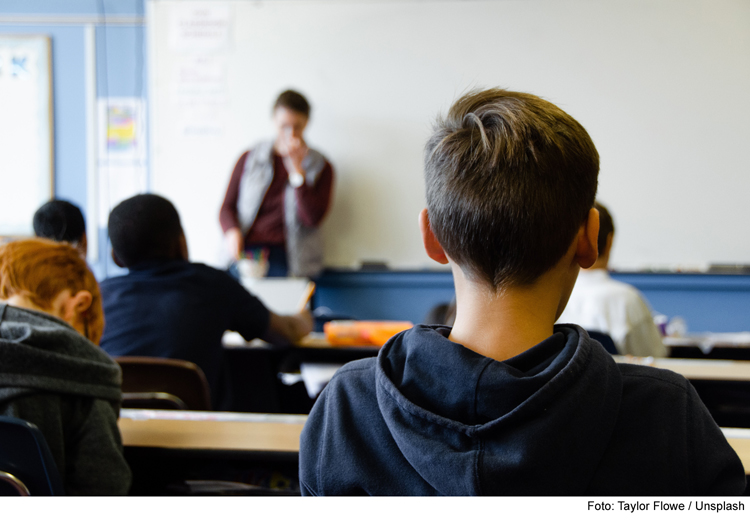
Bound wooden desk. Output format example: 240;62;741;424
119;409;306;452
119;409;306;495
723;428;750;475
613;356;750;381
665;333;750;361
118;410;750;477
614;356;750;429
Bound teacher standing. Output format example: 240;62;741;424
220;90;334;278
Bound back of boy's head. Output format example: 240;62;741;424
595;201;615;257
0;238;104;344
33;200;86;245
108;194;184;267
424;88;599;288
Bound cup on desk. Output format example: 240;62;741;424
237;258;268;280
654;314;668;336
666;316;688;337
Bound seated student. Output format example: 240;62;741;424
557;202;667;357
33;200;88;258
299;89;746;495
0;239;130;495
99;194;313;409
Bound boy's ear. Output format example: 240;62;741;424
58;290;93;325
419;208;449;264
575;207;600;269
70;290;93;314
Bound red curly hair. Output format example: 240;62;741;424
0;238;104;344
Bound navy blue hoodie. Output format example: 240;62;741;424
299;324;746;495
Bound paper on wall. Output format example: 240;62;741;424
168;2;232;52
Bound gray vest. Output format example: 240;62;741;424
236;140;327;277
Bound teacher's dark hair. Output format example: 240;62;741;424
108;194;184;267
274;89;311;118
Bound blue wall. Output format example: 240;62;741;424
614;273;750;333
0;0;147;278
314;270;750;334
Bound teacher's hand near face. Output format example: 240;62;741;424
273;104;310;185
281;135;309;186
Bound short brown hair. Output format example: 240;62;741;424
595;201;614;257
273;89;311;118
0;238;104;344
424;88;599;288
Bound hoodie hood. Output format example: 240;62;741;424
375;324;622;495
0;304;122;404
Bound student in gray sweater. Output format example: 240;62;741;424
0;238;130;495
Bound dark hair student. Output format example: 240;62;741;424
33;200;88;257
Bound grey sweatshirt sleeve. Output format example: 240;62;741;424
62;398;131;496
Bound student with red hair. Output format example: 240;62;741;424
0;238;130;495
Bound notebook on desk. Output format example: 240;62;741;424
239;277;313;315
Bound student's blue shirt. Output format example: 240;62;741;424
99;259;270;407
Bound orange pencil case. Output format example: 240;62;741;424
323;320;414;347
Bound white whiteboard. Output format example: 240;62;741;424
148;0;750;271
0;35;53;236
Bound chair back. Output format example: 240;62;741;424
0;416;64;495
588;330;619;355
116;356;212;411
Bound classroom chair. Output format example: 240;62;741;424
0;416;64;495
116;356;212;411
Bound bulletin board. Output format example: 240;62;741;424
0;35;54;236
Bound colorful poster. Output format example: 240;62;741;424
97;98;146;162
96;97;147;225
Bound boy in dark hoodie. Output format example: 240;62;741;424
0;238;130;495
299;88;746;495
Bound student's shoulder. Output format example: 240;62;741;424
99;273;130;290
329;357;378;384
616;362;691;399
321;358;379;400
601;277;651;306
592;274;641;299
186;262;245;288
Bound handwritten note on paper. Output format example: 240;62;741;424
168;2;232;52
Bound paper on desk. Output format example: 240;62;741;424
120;408;307;424
300;362;343;398
239;277;312;315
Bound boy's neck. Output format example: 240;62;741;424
448;262;576;362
